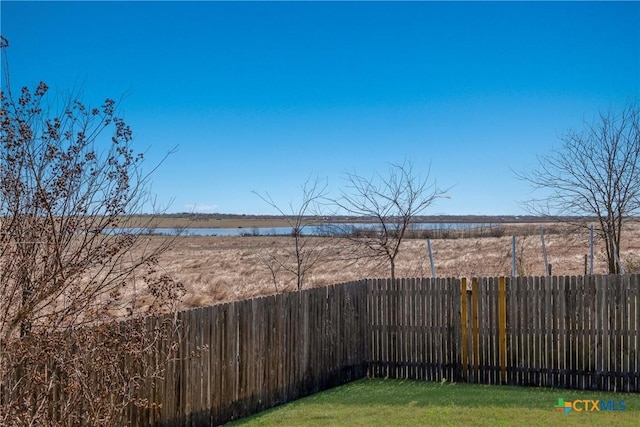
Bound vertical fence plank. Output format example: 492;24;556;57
383;278;391;379
542;275;552;388
512;277;522;386
373;279;381;378
208;305;219;425
498;277;507;385
182;309;191;425
505;276;515;386
444;278;452;382
195;307;206;425
378;278;384;379
452;277;461;383
525;276;533;388
374;278;382;379
460;278;469;382
471;277;480;383
299;289;309;394
417;278;426;381
595;275;605;390
620;275;630;392
631;275;640;391
399;278;406;379
612;275;623;391
428;276;436;382
368;279;376;378
428;277;435;381
488;277;498;385
365;279;372;378
391;278;398;379
556;275;566;388
446;277;454;382
402;278;409;379
586;276;597;390
229;302;240;421
435;277;443;381
575;275;585;390
567;276;576;390
478;277;488;384
517;276;525;386
441;277;448;382
603;275;613;390
408;278;415;380
536;276;545;387
513;276;522;386
377;278;384;379
512;276;519;387
529;276;538;387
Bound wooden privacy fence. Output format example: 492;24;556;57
367;277;461;382
465;275;640;391
370;275;639;393
137;281;368;426
59;274;634;426
131;274;640;426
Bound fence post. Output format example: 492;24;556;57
541;227;549;276
427;239;437;278
511;236;516;277
590;225;594;275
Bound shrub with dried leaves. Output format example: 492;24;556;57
0;36;183;426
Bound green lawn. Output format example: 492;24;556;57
227;379;639;426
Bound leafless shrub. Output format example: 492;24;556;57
0;38;183;425
1;316;180;426
254;176;330;291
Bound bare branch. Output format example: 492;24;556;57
0;38;183;425
516;103;640;273
332;160;447;279
253;176;330;290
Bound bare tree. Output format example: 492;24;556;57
517;104;640;274
334;161;446;280
0;36;183;425
254;176;328;291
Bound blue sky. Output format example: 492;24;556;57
2;1;639;215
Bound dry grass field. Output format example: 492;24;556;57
141;221;640;311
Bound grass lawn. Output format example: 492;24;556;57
227;378;639;426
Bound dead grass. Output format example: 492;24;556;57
139;221;640;310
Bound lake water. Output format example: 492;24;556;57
111;222;499;237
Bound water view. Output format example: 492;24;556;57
111;222;502;237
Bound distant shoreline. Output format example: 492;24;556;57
117;214;594;229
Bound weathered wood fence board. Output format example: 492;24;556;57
141;281;368;426
366;277;461;383
118;274;640;426
366;275;638;394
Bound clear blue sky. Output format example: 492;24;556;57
2;1;639;215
